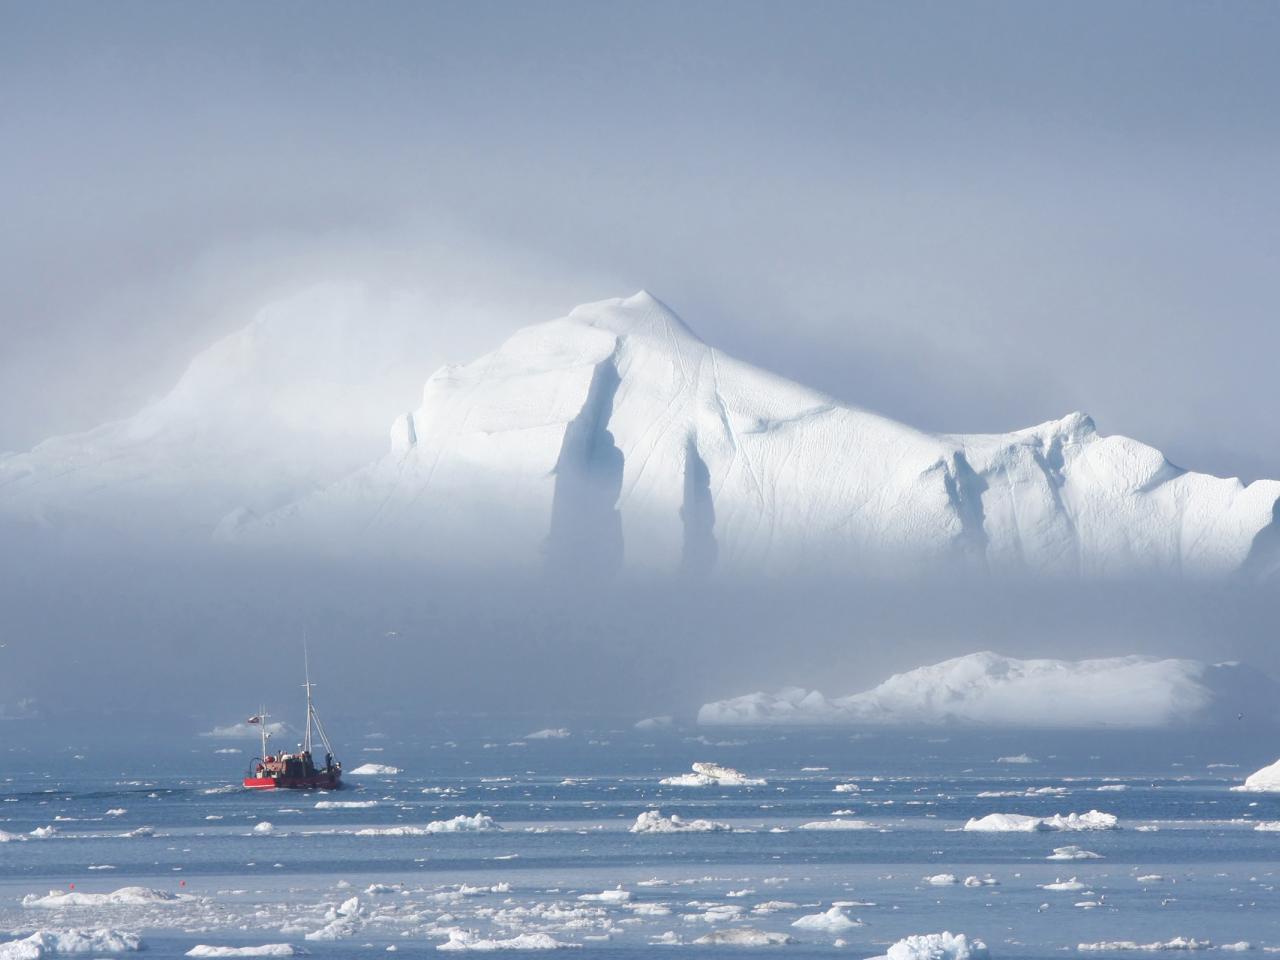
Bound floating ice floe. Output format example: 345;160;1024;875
347;763;401;776
0;829;24;843
964;811;1117;832
252;821;275;835
577;888;631;903
104;808;127;817
797;818;877;831
356;814;500;836
630;811;730;833
660;762;766;787
1253;821;1280;831
1232;758;1280;792
866;932;989;960
523;728;570;740
692;929;795;946
0;928;143;957
22;886;183;908
314;800;378;809
1048;846;1103;860
29;826;57;839
833;783;862;793
791;906;863;932
1077;938;1213;951
304;896;361;941
185;946;303;958
977;787;1066;798
1040;878;1088;892
119;826;155;838
634;716;674;731
963;876;999;887
924;874;958;886
436;930;577;951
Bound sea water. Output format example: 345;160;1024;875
2;727;1279;958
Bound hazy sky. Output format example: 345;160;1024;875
4;0;1279;483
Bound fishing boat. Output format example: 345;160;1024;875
243;654;341;790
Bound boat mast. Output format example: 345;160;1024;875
303;642;314;756
258;706;270;760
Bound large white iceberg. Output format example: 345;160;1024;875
15;290;1276;581
698;652;1275;728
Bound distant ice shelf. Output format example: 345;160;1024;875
698;651;1278;729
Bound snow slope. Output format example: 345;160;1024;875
223;292;1280;578
6;290;1279;578
697;651;1277;728
0;284;434;542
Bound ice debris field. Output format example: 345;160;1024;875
3;729;1280;959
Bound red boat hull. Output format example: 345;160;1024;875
243;773;341;790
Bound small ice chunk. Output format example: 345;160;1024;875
791;906;863;932
523;728;570;739
437;930;577;950
630;811;730;833
348;763;401;775
660;762;765;786
866;932;989;960
1047;846;1103;861
186;947;303;958
692;929;794;946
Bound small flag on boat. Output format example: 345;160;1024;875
246;715;262;724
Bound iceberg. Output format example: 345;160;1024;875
866;932;989;960
791;906;864;932
21;886;183;908
629;810;730;833
347;763;400;775
17;289;1264;580
964;813;1043;833
523;728;570;739
1077;939;1213;952
692;929;795;946
0;928;142;958
185;948;302;958
436;931;577;951
964;811;1116;832
1232;758;1280;792
1047;845;1102;860
698;652;1275;729
659;762;766;786
356;813;500;836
